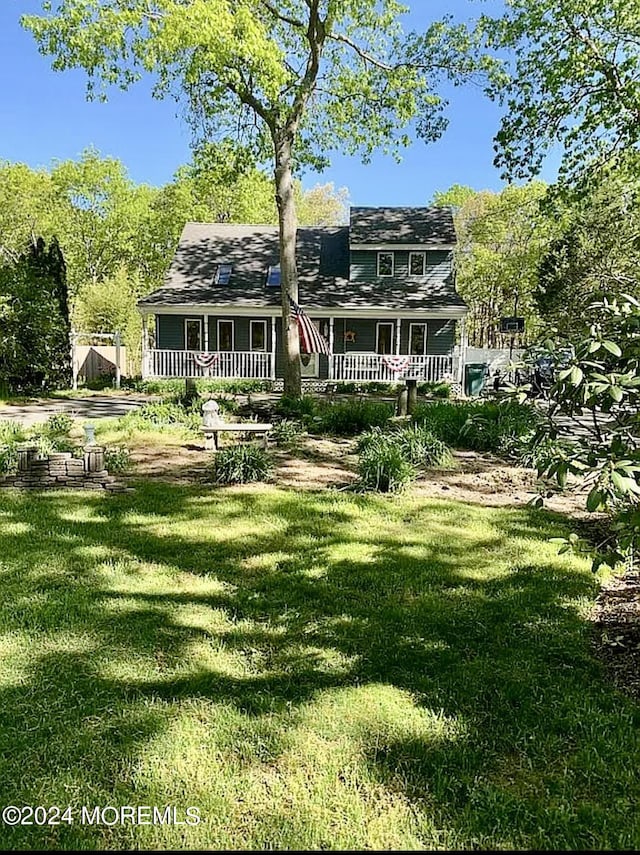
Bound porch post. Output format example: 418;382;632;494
457;317;467;386
270;316;277;381
328;317;335;380
203;314;209;351
395;318;401;355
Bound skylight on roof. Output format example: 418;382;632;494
215;263;233;285
266;265;281;288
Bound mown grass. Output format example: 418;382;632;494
0;483;637;850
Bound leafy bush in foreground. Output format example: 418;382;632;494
357;435;415;493
271;419;305;448
313;399;394;436
209;444;272;485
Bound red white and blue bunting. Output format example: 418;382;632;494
193;352;219;369
381;355;411;373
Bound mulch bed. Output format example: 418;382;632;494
591;567;640;702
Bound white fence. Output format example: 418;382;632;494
331;353;455;383
147;350;273;379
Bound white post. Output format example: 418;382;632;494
457;317;467;386
203;314;209;351
395;318;401;355
270;316;277;381
71;329;78;390
114;330;122;389
328;317;335;381
141;315;150;379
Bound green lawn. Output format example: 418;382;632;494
0;483;637;850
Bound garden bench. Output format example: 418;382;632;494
202;422;272;451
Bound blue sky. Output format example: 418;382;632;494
0;1;556;204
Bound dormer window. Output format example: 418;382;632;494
266;265;281;287
215;263;233;285
377;252;394;277
409;252;426;276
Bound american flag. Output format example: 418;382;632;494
289;296;331;355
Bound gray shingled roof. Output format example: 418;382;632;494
138;217;465;313
349;206;456;245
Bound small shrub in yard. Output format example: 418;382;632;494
42;413;74;436
210;444;272;484
118;401;201;434
0;444;18;474
417;381;451;398
104;446;132;473
0;420;27;444
276;394;318;419
358;435;415;493
313;399;394;436
393;424;452;467
271;419;305;447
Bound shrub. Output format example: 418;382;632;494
417;381;451;398
42;413;74;436
313;399;394;436
275;394;318;419
357;435;415;493
394;424;452;467
0;420;27;444
271;419;305;447
412;399;539;453
0;444;18;474
117;401;201;434
209;444;272;484
130;378;273;395
104;446;132;473
412;400;478;446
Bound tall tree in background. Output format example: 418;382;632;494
434;182;560;347
536;156;640;336
0;238;72;392
483;0;640;182
24;1;489;394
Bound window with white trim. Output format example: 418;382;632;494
376;322;394;355
217;320;234;352
408;252;426;276
409;323;428;356
214;263;233;285
377;252;394;277
184;318;202;351
250;320;267;352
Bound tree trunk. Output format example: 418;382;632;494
274;133;301;397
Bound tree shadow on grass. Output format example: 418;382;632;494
0;483;637;849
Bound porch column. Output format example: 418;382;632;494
203;314;209;351
395;318;401;354
328;317;335;380
457;317;467;386
270;316;277;380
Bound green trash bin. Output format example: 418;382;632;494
464;363;487;397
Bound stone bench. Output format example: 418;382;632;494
203;423;273;451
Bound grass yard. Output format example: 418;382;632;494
0;482;638;850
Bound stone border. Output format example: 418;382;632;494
0;445;130;491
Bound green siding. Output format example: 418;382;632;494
157;315;186;349
350;249;452;283
155;313;456;376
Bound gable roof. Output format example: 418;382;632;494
349;206;456;246
138;210;466;314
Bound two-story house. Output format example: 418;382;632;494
137;206;468;384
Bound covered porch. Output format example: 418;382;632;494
140;311;467;384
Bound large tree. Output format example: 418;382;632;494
24;1;486;394
434;182;561;347
483;0;640;181
0;237;72;392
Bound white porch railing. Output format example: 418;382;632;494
146;349;273;379
331;353;455;383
